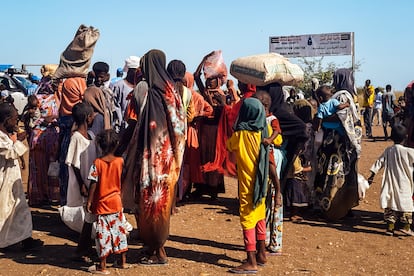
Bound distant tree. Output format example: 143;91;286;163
297;57;360;98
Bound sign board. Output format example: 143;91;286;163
269;32;353;58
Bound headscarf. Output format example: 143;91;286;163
125;49;185;218
234;97;269;208
167;60;186;82
59;77;86;116
258;82;306;138
333;68;356;96
83;86;111;130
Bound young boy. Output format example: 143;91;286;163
368;124;414;236
0;102;43;250
87;130;129;274
64;102;97;262
313;85;350;135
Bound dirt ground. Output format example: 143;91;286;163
1;125;414;276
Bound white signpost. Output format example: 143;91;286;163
269;32;355;70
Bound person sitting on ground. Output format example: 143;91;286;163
368;124;414;236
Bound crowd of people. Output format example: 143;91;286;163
1;49;414;275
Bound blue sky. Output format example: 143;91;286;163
2;1;412;91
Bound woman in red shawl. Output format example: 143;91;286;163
123;49;186;265
192;53;227;199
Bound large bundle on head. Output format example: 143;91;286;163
53;25;100;79
230;53;304;86
203;50;227;84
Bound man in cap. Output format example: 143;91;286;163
110;56;142;133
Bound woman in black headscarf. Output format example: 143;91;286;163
314;68;360;220
123;49;186;265
257;82;308;186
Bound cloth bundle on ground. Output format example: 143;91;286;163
230;53;304;86
53;25;100;79
203;50;227;84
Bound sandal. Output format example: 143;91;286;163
140;256;168;266
290;215;304;223
242;259;265;267
228;267;257;274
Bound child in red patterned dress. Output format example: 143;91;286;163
87;130;129;274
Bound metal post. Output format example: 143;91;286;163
351;32;355;72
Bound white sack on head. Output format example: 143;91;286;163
230;53;304;86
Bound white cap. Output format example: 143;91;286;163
123;56;141;72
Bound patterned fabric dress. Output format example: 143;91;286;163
123;50;185;251
27;93;60;206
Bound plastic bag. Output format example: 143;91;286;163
358;173;370;199
203;50;227;84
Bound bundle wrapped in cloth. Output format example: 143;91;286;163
230;53;304;86
53;24;100;79
203;50;227;84
40;64;58;78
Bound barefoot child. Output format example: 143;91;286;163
63;102;97;262
368;124;414;236
87;130;128;274
227;97;269;274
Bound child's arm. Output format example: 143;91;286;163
263;118;281;146
72;165;88;197
263;128;279;146
337;101;350;110
86;181;97;213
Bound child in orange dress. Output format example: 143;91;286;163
87;130;129;274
